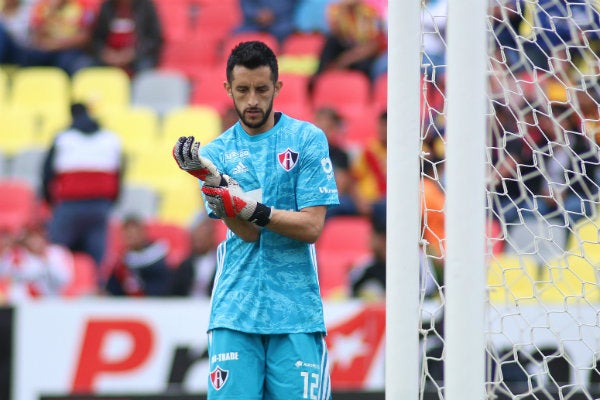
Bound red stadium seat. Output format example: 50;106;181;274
316;216;372;299
281;32;325;56
189;66;231;114
0;179;37;232
155;0;191;42
192;1;242;41
276;73;312;120
63;252;98;297
372;72;387;111
147;221;191;268
343;107;379;149
220;32;280;62
160;34;222;74
311;70;372;116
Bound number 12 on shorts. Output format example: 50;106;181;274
300;371;319;399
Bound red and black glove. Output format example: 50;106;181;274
172;136;233;187
201;185;272;227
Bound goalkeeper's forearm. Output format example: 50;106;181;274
222;216;261;242
261;207;327;244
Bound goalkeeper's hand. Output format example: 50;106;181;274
172;136;230;187
202;185;272;227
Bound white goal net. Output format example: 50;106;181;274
418;0;600;399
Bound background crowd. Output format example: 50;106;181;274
1;0;600;304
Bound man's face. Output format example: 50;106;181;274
226;65;281;134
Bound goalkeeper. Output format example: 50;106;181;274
173;41;339;399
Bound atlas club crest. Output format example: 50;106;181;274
278;148;299;171
210;366;229;390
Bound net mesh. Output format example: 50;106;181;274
419;0;600;398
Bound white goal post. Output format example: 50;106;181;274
389;0;600;399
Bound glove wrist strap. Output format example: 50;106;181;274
249;203;272;227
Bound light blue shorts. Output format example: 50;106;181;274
207;328;332;400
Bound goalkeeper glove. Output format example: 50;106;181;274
172;136;230;187
202;185;272;227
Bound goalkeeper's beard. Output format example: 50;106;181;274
236;101;274;130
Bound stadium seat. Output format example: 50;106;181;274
487;253;539;304
220;32;280;62
131;69;191;116
311;70;371;116
566;217;600;261
372;72;387;111
316;216;372;298
71;67;131;117
8;148;47;193
343;107;379;149
101;107;160;158
0;179;37;232
161;105;222;148
159;34;222;75
276;73;312;120
158;182;204;226
0;67;8;107
191;1;242;42
189;67;231;114
9;67;71;145
146;220;191;268
281;32;325;56
0;108;39;155
537;255;600;304
62;252;99;297
155;0;190;42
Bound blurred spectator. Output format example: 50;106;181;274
351;109;387;205
169;214;218;298
91;0;163;75
0;223;73;303
105;215;171;296
313;107;369;218
20;0;96;75
293;0;333;34
312;0;387;83
516;0;600;71
42;103;124;270
0;0;32;65
234;0;298;44
349;200;437;300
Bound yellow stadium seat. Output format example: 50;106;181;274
537;255;600;304
0;108;39;155
124;145;188;191
71;67;130;117
101;107;159;158
161;106;222;149
566;217;600;261
487;254;540;305
9;67;70;145
0;67;8;107
158;183;204;226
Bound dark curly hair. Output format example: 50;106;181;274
226;41;279;84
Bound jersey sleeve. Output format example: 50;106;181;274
295;125;340;210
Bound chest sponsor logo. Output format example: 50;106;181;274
278;148;299;171
209;366;229;390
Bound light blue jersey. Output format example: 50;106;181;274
199;112;339;334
